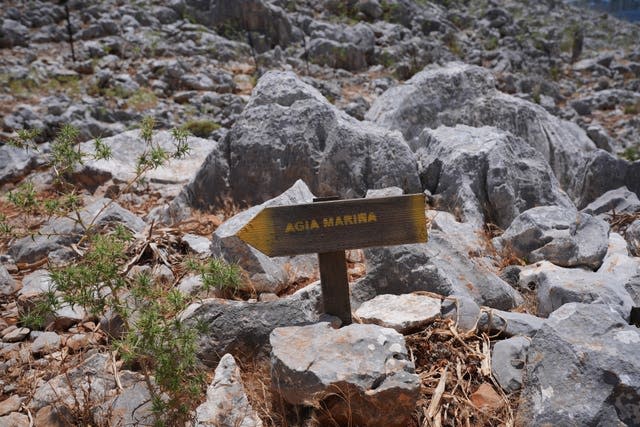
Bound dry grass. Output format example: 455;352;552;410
407;318;517;427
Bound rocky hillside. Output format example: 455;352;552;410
1;0;639;426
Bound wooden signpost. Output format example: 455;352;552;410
236;194;428;325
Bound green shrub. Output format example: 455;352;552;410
182;119;220;138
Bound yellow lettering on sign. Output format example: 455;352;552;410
286;212;378;233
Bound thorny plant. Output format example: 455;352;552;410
6;119;241;426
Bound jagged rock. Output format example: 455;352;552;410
494;206;609;270
211;180;318;293
0;19;29;48
491;336;530;393
354;293;441;333
366;63;597;201
308;38;368;71
29;352;115;411
180;283;322;367
581;186;640;219
576;150;640;209
194;354;263;427
416;125;573;229
626;220;640;257
0;265;17;296
586;124;614;152
352;231;523;311
519;261;636;319
270;322;419;427
185;0;293;52
0;144;48;185
188;71;420;208
31;331;61;355
428;211;486;255
96;379;155;427
365;186;403;198
9;198;145;264
477;309;544;337
74;130;216;190
517;303;640;426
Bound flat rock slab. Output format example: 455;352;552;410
355;293;441;333
270;322;419;427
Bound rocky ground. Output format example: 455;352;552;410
1;0;640;426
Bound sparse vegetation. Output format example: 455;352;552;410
182;119;221;138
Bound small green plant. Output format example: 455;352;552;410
186;257;244;297
484;36;499;50
623;103;639;115
620;146;640;162
182;119;220;138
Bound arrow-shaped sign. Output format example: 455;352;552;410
236;194;428;257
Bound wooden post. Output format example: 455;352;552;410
314;197;352;326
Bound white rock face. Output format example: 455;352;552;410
195;353;263;427
355;293;441;333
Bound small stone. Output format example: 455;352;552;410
0;412;29;427
181;234;211;255
0;395;23;416
470;383;504;413
34;405;73;427
31;332;61;355
355;294;441;333
66;334;90;352
3;327;30;343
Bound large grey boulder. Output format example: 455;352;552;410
184;0;293;52
188;71;421;208
179;283;322;367
74;130;216;191
270;322;419;427
306;22;375;71
9;198;145;264
0;19;29;48
194;354;263;427
416;125;573;229
494;206;609;270
519;261;636;319
211;180;318;293
366;63;598;201
517;303;640;426
492;336;530;393
351;230;523;311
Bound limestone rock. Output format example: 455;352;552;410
31;331;61;355
416;125;573;229
517;303;640;426
211;180;318;293
0;265;17;296
9;198;145;264
366;63;597;201
270;322;419;427
74;130;216;190
627;220;640;257
352;231;523;311
354;293;441;333
194;354;262;427
581;186;640;219
180;283;322;367
520;261;636;319
188;71;420;208
495;206;609;270
491;336;530;393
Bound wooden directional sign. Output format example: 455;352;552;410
235;193;428;326
236;194;428;257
